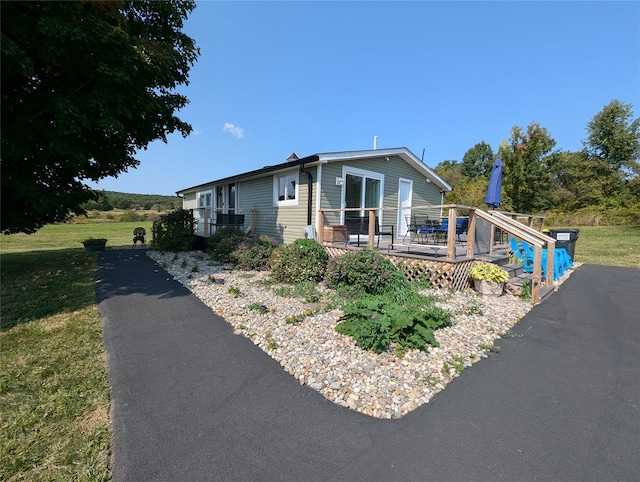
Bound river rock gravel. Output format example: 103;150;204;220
147;250;578;419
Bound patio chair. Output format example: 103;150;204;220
509;237;525;263
133;227;146;246
345;216;394;248
521;240;565;280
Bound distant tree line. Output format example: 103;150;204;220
434;99;640;224
81;191;182;212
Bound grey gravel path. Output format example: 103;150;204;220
98;249;639;481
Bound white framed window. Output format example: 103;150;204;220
198;190;212;209
274;171;299;206
341;166;384;222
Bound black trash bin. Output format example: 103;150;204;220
549;228;579;262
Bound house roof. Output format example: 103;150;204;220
175;147;451;195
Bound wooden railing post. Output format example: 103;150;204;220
317;210;325;245
532;244;543;301
546;239;555;285
368;210;375;248
466;210;476;258
446;207;456;260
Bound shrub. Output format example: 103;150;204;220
208;226;245;263
151;209;196;252
120;210;147;223
325;249;406;296
234;235;278;270
335;295;452;354
269;238;328;283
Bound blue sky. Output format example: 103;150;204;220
90;0;640;196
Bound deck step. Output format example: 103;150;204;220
506;273;556;302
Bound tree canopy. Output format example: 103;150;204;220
583;99;640;201
499;122;556;213
1;0;199;234
461;142;494;179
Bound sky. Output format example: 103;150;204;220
89;0;640;196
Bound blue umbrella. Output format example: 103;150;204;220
484;157;503;209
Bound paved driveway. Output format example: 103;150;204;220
98;249;639;481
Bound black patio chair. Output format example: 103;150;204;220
133;227;146;246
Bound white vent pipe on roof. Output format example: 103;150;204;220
373;135;378;150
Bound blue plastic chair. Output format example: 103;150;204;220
509;237;525;263
521;241;565;280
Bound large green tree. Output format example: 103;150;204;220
1;1;199;234
499;123;557;213
583;99;640;201
461;141;494;179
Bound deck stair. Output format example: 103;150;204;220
479;251;556;302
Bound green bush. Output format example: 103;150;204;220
151;209;196;252
120;210;147;223
208;226;245;263
335;295;452;354
269;238;328;283
325;249;406;296
234;235;278;270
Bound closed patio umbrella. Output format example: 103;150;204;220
484;157;503;209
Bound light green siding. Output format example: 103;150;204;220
237;166;317;244
180;151;446;245
182;192;197;210
319;156;443;230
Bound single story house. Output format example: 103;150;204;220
176;147;452;245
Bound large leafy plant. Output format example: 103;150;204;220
335;295;451;354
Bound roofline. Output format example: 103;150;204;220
316;147;451;191
175;147;451;194
176;154;321;195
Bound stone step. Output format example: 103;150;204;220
506;273;555;302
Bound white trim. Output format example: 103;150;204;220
398;178;413;236
341;165;385;224
273;169;299;207
314;163;323;234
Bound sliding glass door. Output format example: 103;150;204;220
343;168;383;221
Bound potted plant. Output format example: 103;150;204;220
82;238;108;252
468;263;509;296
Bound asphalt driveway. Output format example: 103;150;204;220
98;249;639;481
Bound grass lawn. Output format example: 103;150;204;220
560;225;640;268
0;250;110;481
0;221;153;254
0;221;637;480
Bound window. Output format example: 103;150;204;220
198;191;212;208
343;167;383;221
274;171;299;205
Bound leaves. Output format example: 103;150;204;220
1;1;200;234
335;296;450;354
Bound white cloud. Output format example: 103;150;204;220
222;122;244;139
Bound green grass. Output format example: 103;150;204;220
561;225;640;268
0;221;153;253
0;250;111;480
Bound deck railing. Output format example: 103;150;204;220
318;204;550;302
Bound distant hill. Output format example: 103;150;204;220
82;191;182;211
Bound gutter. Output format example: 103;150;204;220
299;163;313;226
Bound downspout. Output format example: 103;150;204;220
300;163;313;226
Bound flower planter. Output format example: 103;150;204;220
82;240;107;252
473;279;504;296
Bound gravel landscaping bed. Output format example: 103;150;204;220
148;250;578;419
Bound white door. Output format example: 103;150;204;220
398;179;413;236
